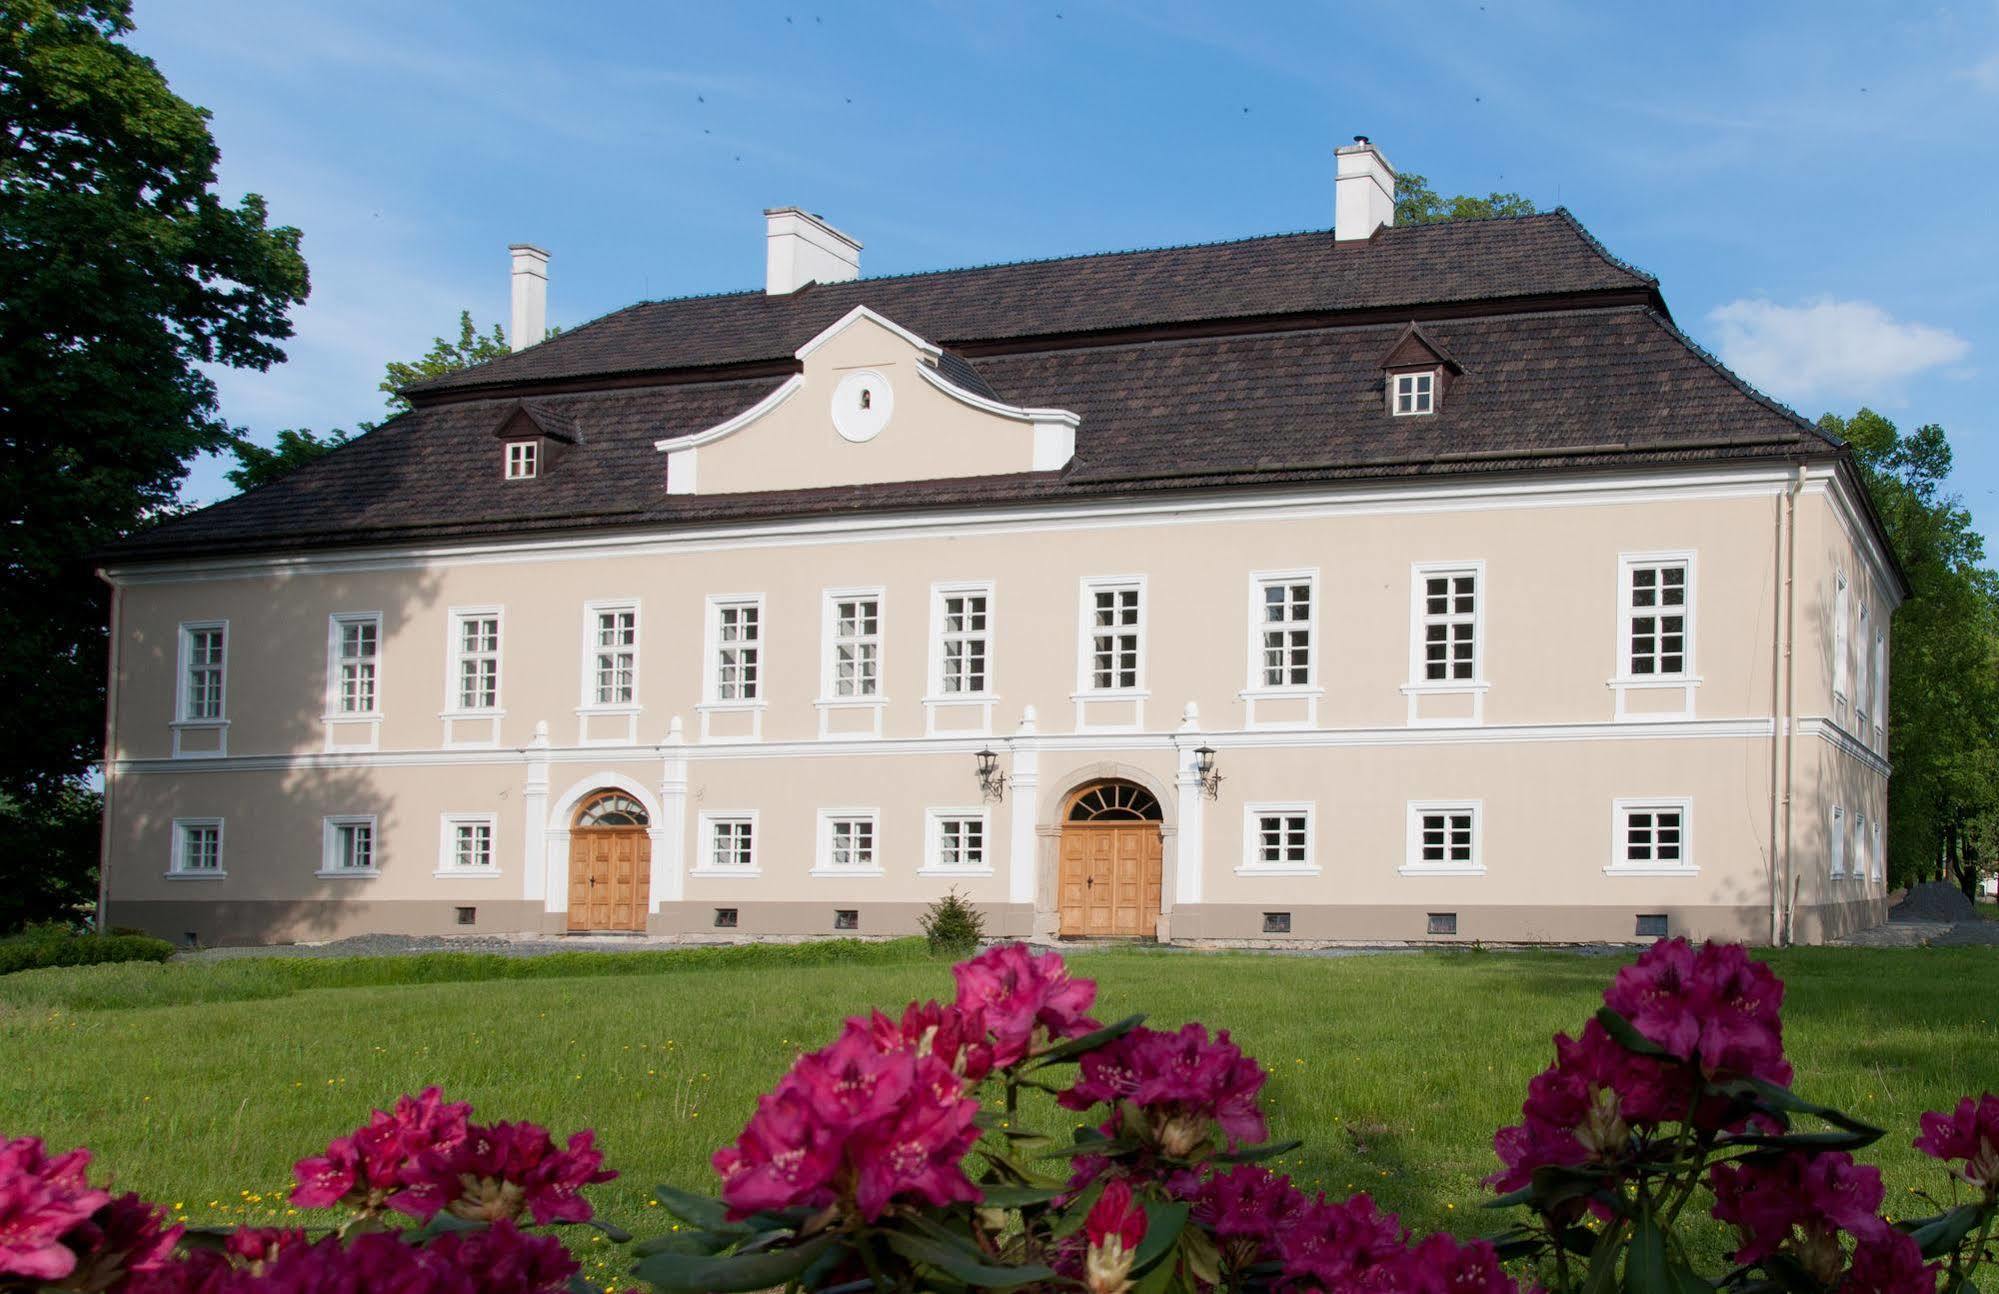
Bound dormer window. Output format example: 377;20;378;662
505;440;538;479
1393;371;1436;416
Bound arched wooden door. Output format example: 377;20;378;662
1058;781;1163;938
567;792;651;932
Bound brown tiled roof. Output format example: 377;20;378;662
405;210;1656;396
108;306;1840;561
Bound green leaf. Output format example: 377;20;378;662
1130;1202;1189;1275
1217;1139;1303;1164
1029;1014;1147;1068
1594;1007;1671;1058
629;1234;835;1293
1904;1203;1986;1258
1625;1210;1710;1293
650;1183;747;1234
976;1184;1064;1208
882;1229;1055;1286
630;1228;734;1259
1706;1076;1885;1145
580;1216;632;1244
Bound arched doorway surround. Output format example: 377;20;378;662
1039;763;1175;939
566;790;651;932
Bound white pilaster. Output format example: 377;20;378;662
522;720;551;903
655;716;689;910
1174;703;1206;905
1008;705;1041;905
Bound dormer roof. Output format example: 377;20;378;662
1378;322;1464;374
490;399;583;444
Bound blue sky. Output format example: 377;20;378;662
132;1;1998;547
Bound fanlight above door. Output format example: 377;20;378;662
574;792;650;827
1065;781;1162;822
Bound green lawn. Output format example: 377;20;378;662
3;942;1995;1280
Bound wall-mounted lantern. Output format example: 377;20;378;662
976;746;1007;802
1195;745;1223;800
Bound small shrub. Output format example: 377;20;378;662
920;887;985;955
0;923;176;976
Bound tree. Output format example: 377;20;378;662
1395;172;1537;225
1821;409;1999;897
379;310;510;415
0;0;309;929
224;427;352;491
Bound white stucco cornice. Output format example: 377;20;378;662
794;304;942;363
911;362;1081;429
652;374;804;452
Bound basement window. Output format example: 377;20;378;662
834;909;859;931
1426;912;1458;936
455;906;476;926
1635;913;1669;939
714;907;738;929
1262;912;1291;934
505;440;539;480
1393;370;1436;416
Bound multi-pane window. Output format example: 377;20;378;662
591;607;637;705
1393;370;1435;415
708;817;755;869
1873;629;1887;741
712;599;761;702
1619;805;1687;870
1249;810;1312;870
1830;805;1846;877
933;816;985;871
1418;571;1477;682
453;614;500;710
1256;579;1313;688
446;819;493;871
1626;562;1689;676
1086;582;1143;691
824;816;877;870
180;623;226;720
1410;805;1479;871
1854;812;1868;883
1833;571;1851;699
505;441;538;479
830;596;881;698
173;821;222;875
1855;603;1870;729
332;615;379;714
324;818;375;874
937;590;990;695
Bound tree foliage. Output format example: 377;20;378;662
379;310;510;414
0;0;309;929
1822;409;1999;894
224;426;352;491
1394;172;1537;225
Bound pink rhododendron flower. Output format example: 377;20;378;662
1404;1232;1526;1294
1082;1177;1148;1294
0;1135;110;1281
1274;1192;1411;1289
128;1221;579;1294
1488;1017;1692;1195
60;1190;182;1289
1709;1150;1889;1278
1843;1229;1940;1294
951;943;1099;1066
1059;1023;1269;1154
431;1122;616;1224
1602;939;1791;1085
865;999;995;1081
850;1056;983;1220
712;1084;844;1217
1914;1092;1999;1197
290;1085;471;1217
223;1226;306;1269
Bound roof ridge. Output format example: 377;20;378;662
1550;207;1659;289
1639;306;1836;446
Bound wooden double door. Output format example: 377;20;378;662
1058;824;1163;938
567;828;650;932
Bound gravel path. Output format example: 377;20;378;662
179;933;754;961
1833;918;1999;948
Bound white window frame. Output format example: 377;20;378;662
1852;810;1868;885
318;814;379;878
436;813;500;877
921;808;992;876
1830;804;1846;878
1391;369;1437;416
928;581;995;699
1402;800;1484;876
443;607;504;715
505;440;538;479
175;619;229;723
1403;563;1487;724
813;809;883;877
1606;797;1696;876
167;817;224;879
1872;627;1887;751
325;612;383;719
1076;576;1148;696
580;600;640;710
1871;819;1883;882
1238;802;1318;876
1611;552;1699;722
695;811;760;876
1854;601;1871;733
1833;569;1851;713
704;594;765;705
819;587;886;703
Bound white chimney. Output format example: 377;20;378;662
1335;136;1396;242
764;207;861;295
509;243;549;352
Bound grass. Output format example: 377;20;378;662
4;942;1995;1275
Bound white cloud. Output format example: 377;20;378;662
1972;51;1999;91
1704;297;1970;404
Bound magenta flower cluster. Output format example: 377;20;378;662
120;1220;582;1294
0;1136;177;1285
1060;1022;1270;1157
1914;1093;1999;1198
713;943;1099;1221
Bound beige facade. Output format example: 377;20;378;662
100;460;1895;947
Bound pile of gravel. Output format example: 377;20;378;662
1889;881;1980;924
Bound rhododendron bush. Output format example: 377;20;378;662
3;940;1996;1293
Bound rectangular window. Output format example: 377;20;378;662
1415;568;1478;683
505;440;538;479
1830;805;1846;877
452;613;501;710
179;622;227;721
321;816;376;875
829;594;882;698
1833;571;1850;700
818;812;880;873
1635;914;1670;939
1406;802;1481;874
1426;912;1458;936
1625;561;1690;677
589;605;638;706
925;811;989;873
439;815;496;873
1262;912;1291;934
330;614;380;715
1255;577;1314;688
1243;806;1314;872
834;909;860;930
1855;603;1871;730
1083;580;1144;691
1393;370;1435;415
1612;800;1693;873
935;587;991;696
1854;812;1867;883
1872;821;1883;882
711;598;761;702
1873;629;1887;744
170;819;223;876
703;816;757;871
